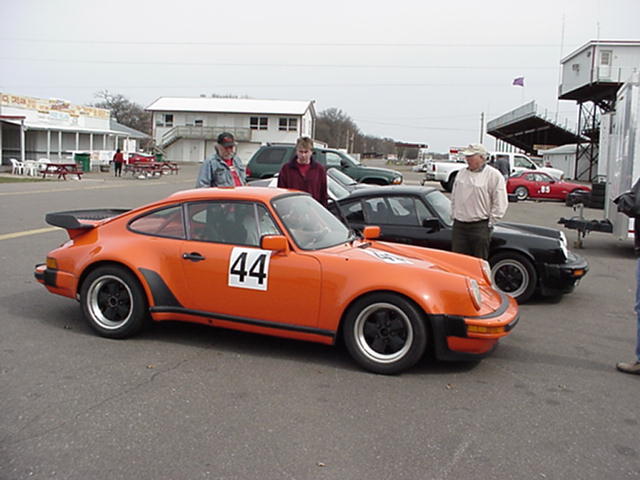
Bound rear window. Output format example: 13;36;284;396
253;147;288;165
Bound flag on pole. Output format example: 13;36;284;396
512;76;525;87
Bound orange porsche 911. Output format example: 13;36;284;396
35;187;519;374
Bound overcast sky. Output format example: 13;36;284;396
1;0;639;152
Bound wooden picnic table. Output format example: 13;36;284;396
41;163;83;180
124;161;180;177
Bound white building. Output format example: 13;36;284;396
541;144;581;180
559;40;640;99
0;92;148;167
146;97;316;163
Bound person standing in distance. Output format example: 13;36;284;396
112;148;124;177
450;143;508;259
196;132;246;188
277;136;328;207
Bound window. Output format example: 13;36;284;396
250;117;268;130
155;114;174;127
279;117;298;132
187;202;279;246
254;147;288;165
325;152;342;168
514;155;534;169
129;205;185;239
339;201;365;223
194;119;203;127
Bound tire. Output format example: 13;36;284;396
444;172;457;192
490;252;537;304
342;293;427;374
80;265;149;339
439;181;448;189
514;186;529;201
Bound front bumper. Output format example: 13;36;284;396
540;251;589;296
430;293;519;361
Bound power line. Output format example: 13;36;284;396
0;57;556;69
0;38;567;48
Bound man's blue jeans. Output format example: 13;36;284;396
635;259;640;361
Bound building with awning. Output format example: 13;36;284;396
0;92;149;166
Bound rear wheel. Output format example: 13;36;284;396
490;252;537;303
514;186;529;200
343;293;427;374
80;265;149;338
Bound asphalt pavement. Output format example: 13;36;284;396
0;161;638;479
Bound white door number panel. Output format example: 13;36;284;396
228;247;271;291
539;185;551;194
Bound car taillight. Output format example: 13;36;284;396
246;167;252;177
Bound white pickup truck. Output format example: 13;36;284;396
423;151;565;192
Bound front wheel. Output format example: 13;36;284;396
514;186;529;200
490;252;537;303
343;293;427;374
80;265;149;339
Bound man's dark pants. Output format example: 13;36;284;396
452;219;491;259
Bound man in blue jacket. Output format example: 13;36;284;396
196;132;246;188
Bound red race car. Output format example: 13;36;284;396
507;171;591;201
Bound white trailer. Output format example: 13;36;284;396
560;72;640;246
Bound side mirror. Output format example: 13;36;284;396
422;218;441;232
362;226;380;240
550;179;556;184
261;235;289;254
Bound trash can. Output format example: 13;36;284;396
155;153;164;163
74;153;91;172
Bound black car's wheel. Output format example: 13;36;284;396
490;252;537;303
444;172;457;192
80;265;149;339
514;186;529;200
343;293;427;374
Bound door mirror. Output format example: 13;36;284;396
261;235;289;254
422;218;441;232
362;226;380;239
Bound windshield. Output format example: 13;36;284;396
329;168;358;186
424;190;452;227
272;195;351;250
343;153;362;166
327;175;351;200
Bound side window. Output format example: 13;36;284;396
129;205;185;239
339;201;364;223
415;199;433;225
515;155;533;169
325;152;342;168
254;148;287;165
525;174;537;181
363;198;391;224
387;196;419;226
187;202;280;246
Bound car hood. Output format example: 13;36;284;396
494;221;563;243
358;165;401;177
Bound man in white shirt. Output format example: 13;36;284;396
450;143;508;259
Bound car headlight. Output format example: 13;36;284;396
480;259;493;286
467;278;482;310
392;176;403;184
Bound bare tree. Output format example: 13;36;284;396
92;90;152;135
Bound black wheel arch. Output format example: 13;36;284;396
77;260;149;302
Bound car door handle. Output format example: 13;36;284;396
182;252;205;262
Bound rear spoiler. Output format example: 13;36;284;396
45;209;130;237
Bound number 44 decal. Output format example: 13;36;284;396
228;248;271;291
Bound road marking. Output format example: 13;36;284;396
0;226;61;241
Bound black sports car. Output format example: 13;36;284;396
329;186;588;303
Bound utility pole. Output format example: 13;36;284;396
479;112;484;144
